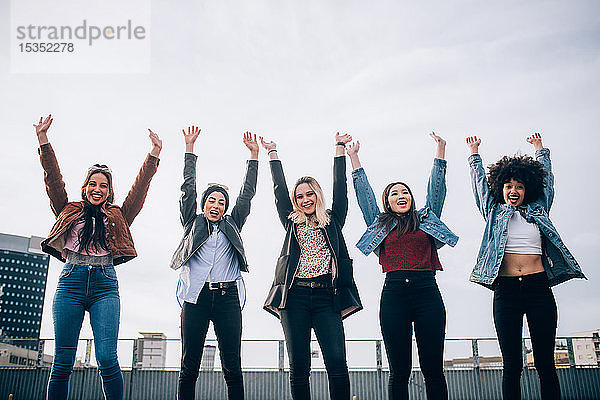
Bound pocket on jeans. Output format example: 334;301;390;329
59;264;75;280
101;266;118;281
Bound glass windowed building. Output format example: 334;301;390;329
0;233;49;346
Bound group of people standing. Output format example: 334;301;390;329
33;114;585;400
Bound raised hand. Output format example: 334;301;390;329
182;126;201;153
466;136;481;155
346;141;360;156
526;132;543;151
335;132;352;156
335;132;352;146
346;141;362;170
259;136;278;160
148;129;162;157
259;136;277;151
430;131;446;147
34;114;53;145
430;131;446;159
243;131;259;160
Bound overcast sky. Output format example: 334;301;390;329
1;0;599;367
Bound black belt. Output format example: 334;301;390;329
294;280;331;289
206;281;237;290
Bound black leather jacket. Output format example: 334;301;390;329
263;156;363;320
170;153;258;271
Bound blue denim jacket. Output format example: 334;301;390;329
351;158;458;257
468;149;585;289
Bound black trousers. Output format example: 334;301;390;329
279;276;350;400
493;272;560;400
178;284;243;400
380;270;448;400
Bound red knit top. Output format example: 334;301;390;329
378;228;442;272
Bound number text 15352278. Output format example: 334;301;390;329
19;42;74;52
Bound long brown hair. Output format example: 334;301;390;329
377;181;420;236
80;165;114;204
77;165;114;253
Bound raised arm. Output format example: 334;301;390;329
260;137;293;226
35;115;68;216
348;140;381;226
425;132;448;217
177;126;201;227
230;131;259;229
466;136;494;220
332;133;351;226
35;115;51;146
121;129;161;225
527;132;554;211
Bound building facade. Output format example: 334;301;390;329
200;345;216;371
571;329;600;366
0;341;53;367
0;233;49;347
135;332;167;369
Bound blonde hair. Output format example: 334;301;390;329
289;176;330;228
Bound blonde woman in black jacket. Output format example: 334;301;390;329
261;133;362;400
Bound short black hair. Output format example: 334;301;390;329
488;155;547;205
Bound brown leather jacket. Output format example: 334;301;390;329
39;143;159;265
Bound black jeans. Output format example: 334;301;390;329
380;270;448;400
280;276;350;400
178;284;243;400
493;272;560;400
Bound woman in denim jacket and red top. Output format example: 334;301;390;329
260;133;362;400
349;133;457;400
466;133;585;400
35;115;161;400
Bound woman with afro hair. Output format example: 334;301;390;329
466;133;585;400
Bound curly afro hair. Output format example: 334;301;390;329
488;155;547;205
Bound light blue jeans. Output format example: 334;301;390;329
47;263;123;400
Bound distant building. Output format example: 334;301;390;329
0;233;49;347
0;341;53;367
200;345;216;371
571;329;600;366
444;356;503;369
135;332;167;369
526;342;570;367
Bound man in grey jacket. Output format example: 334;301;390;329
171;127;259;400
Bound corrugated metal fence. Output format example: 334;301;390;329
1;367;600;399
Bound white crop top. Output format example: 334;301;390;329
504;211;542;255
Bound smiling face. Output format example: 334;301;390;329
84;173;110;206
387;183;412;214
503;179;526;207
204;191;226;222
294;182;317;216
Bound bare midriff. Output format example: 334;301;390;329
498;253;545;276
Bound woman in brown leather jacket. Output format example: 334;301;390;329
34;115;161;400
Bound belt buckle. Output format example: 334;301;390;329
208;282;220;290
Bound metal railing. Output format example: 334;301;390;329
1;336;598;371
2;337;600;400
